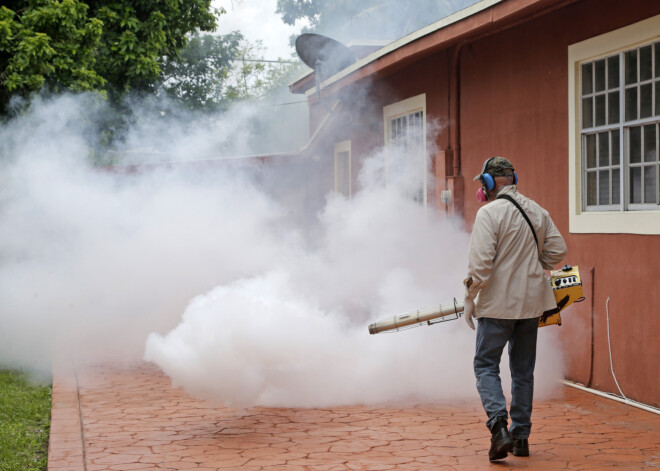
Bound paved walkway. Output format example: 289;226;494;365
48;361;660;471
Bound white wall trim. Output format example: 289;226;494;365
568;14;660;234
334;140;352;197
383;94;427;133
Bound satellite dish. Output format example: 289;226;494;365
295;33;357;79
295;34;365;129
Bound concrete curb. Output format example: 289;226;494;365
48;362;85;471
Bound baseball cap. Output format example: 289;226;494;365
473;156;515;181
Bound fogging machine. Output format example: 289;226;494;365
368;265;584;335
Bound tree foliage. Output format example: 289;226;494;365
89;0;216;95
159;31;243;111
157;33;302;111
224;40;301;102
276;0;326;30
0;0;307;120
0;0;217;114
0;1;105;113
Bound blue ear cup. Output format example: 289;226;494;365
481;173;495;191
513;172;518;184
478;157;496;190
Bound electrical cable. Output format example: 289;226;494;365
270;100;307;106
228;58;299;64
605;296;628;401
562;295;660;416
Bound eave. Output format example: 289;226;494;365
289;0;578;96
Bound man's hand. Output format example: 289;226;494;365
464;297;476;330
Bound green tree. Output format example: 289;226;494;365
159;31;243;111
225;40;302;101
0;0;218;114
0;1;105;114
276;0;326;31
89;0;217;96
156;31;301;110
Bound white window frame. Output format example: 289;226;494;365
383;93;427;207
568;14;660;234
334;140;352;198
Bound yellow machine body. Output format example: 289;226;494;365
539;265;584;327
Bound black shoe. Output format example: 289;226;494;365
512;438;529;457
488;418;513;461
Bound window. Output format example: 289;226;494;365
383;94;427;206
334;140;351;198
569;15;660;234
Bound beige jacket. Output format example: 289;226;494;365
464;185;567;319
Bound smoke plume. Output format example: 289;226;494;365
0;92;565;408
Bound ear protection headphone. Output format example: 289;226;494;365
478;157;518;191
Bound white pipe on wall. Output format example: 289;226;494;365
562;380;660;416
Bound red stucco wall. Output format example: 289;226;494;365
458;0;660;406
306;0;660;406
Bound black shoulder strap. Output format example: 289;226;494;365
498;194;559;317
496;194;538;248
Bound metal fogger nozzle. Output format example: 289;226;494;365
368;298;465;334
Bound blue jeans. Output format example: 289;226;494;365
474;317;539;439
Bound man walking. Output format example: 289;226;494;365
463;157;567;461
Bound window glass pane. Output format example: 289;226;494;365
656;81;660;116
582;97;593;128
595;59;606;92
608;91;619;124
630;167;642;203
587;171;597;205
640;83;652;118
640;45;652;82
389;110;426;203
656;42;660;78
630;126;641;163
595;94;606;126
625;50;637;85
582;63;593;95
612;130;620;165
608;55;619;88
644;124;657;162
598;132;609;166
586;134;596;168
644;166;657;203
612;168;621;204
625;87;637;121
598;171;610;205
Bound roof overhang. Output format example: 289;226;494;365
289;0;577;96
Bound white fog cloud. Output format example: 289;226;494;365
0;91;564;410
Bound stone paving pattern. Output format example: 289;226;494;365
48;362;660;471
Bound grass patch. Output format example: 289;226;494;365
0;370;52;471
